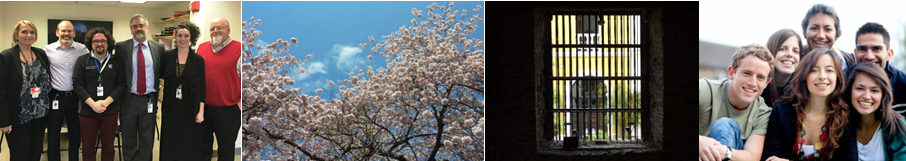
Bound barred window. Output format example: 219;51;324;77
542;9;652;151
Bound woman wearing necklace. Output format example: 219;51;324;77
159;21;206;161
0;20;53;160
844;63;906;160
763;48;857;161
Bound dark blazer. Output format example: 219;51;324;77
763;101;858;160
0;45;52;127
161;49;205;114
72;53;126;117
883;63;906;106
114;39;165;115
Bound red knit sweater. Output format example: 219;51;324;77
197;40;241;107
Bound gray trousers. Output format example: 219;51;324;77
121;94;157;161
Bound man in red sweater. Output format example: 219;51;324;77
197;17;240;161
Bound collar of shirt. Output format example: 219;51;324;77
53;40;80;50
91;52;110;61
133;38;148;48
212;37;232;53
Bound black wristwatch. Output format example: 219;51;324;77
723;145;733;161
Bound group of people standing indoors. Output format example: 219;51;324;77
699;4;906;161
0;13;240;161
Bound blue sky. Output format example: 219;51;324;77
243;1;485;99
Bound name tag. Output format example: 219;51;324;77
53;100;59;110
30;87;40;98
97;86;104;96
176;84;183;100
147;101;153;113
176;88;183;100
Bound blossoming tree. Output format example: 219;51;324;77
242;2;484;160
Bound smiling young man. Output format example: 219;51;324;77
699;44;774;161
853;22;906;106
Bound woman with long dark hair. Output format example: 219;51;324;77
763;48;857;161
844;63;906;160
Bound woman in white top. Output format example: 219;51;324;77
845;63;906;160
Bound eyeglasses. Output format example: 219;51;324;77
210;26;227;31
92;40;108;44
131;24;145;29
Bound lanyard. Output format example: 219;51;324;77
93;54;110;83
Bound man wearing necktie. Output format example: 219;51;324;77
114;14;165;161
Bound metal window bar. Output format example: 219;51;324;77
550;12;644;144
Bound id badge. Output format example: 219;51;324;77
97;86;104;96
176;89;183;100
176;85;183;100
147;101;154;113
52;100;59;110
30;87;40;98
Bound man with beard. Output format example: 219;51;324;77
114;14;165;161
72;27;124;161
197;17;240;161
43;20;88;161
852;22;906;106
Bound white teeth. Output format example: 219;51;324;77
744;88;755;93
783;61;793;65
860;102;872;106
816;41;827;45
815;83;829;87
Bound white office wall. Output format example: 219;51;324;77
0;1;184;49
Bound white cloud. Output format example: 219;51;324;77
307;61;327;74
293;61;327;81
301;78;329;91
331;44;365;71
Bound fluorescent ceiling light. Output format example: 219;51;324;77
120;0;147;3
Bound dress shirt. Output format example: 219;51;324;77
44;41;88;91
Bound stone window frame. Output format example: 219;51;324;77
534;8;664;156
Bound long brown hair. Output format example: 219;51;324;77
844;63;906;139
764;29;803;105
778;48;848;159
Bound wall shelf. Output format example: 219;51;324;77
153;14;190;24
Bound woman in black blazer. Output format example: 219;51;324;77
0;20;53;161
763;48;857;161
159;21;206;161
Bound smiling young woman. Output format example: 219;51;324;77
762;29;803;106
763;48;857;161
800;4;856;70
843;63;906;160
